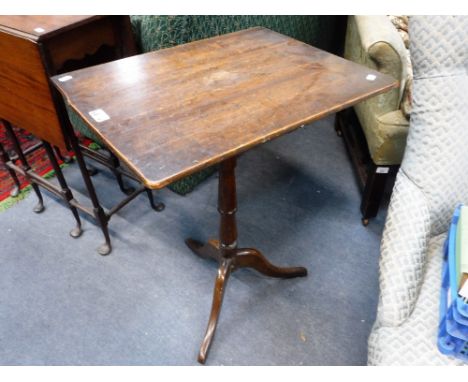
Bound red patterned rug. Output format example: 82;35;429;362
0;121;94;211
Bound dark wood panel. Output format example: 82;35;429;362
0;30;65;148
46;17;117;72
53;27;398;189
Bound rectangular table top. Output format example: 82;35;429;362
52;27;397;190
0;16;100;41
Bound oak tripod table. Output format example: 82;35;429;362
52;27;397;363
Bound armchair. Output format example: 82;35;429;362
335;15;410;225
367;15;468;365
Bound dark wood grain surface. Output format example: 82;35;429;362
0;16;100;41
0;15;136;149
53;27;398;189
0;29;65;147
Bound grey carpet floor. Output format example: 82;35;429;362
0;115;389;365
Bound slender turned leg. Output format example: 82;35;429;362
42;141;82;238
198;258;233;364
186;156;307;364
0;141;21;197
145;188;165;212
108;150;135;195
3;120;44;213
54;146;73;164
66;126;112;255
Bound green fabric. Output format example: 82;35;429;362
187;15;335;48
370;110;409;165
344;16;409;165
65;103;104;146
136;15;192;52
133;15;337;53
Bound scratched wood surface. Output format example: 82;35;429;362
53;27;397;189
0;16;100;41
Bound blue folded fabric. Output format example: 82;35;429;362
438;205;468;361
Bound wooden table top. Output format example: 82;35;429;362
52;27;397;190
0;16;100;41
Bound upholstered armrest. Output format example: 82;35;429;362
354;16;407;89
355;16;407;100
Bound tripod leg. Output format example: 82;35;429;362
198;258;233;364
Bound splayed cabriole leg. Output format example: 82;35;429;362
3;120;44;212
42;141;82;238
234;248;307;278
186;156;307;364
66;124;112;255
145;188;165;212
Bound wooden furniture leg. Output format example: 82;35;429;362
3;119;44;213
66;125;112;255
0;140;21;197
186;156;307;364
335;110;397;226
108;150;135;195
42;141;83;238
360;163;391;226
54;146;73;164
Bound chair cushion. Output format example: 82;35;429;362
368;234;464;365
368;109;409;165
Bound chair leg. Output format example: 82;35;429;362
360;164;390;226
334;111;344;137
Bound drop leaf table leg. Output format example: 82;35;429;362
3;119;44;213
0;140;20;197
